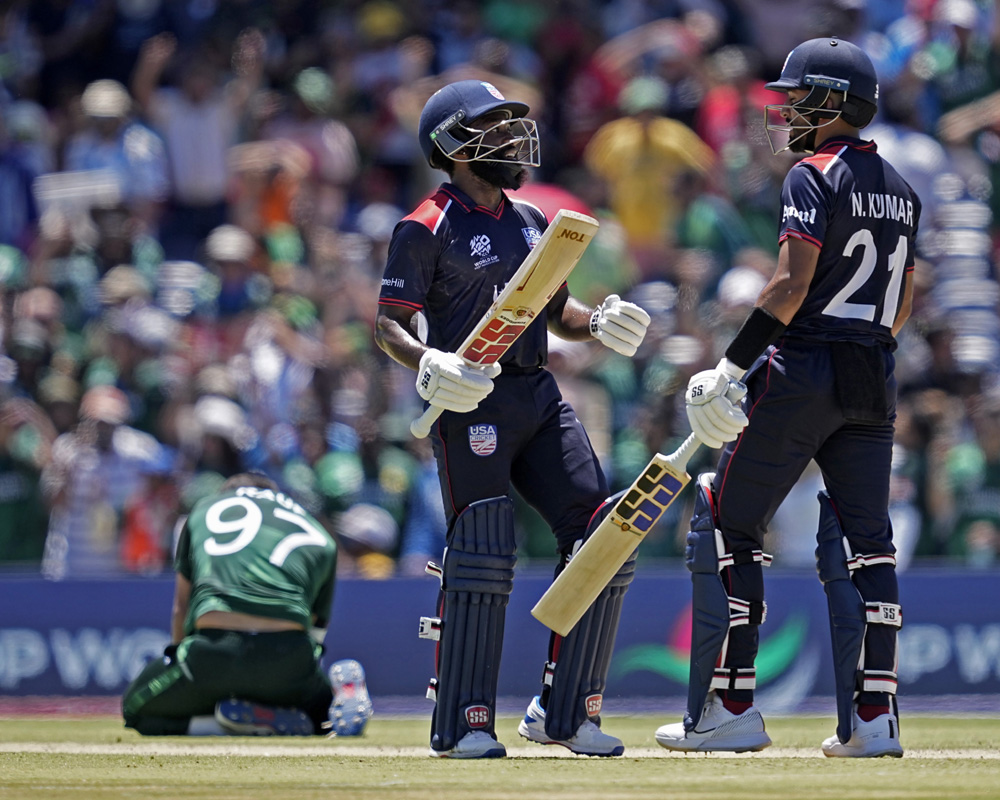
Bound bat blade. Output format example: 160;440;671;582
411;209;599;438
531;434;701;636
457;211;598;367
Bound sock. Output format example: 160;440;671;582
857;704;890;722
187;715;227;736
720;698;752;715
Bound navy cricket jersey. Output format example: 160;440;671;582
378;183;555;368
778;136;922;345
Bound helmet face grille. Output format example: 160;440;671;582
764;93;843;155
434;116;541;168
418;79;536;168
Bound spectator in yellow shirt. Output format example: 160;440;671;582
584;76;715;276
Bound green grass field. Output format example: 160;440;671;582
2;714;999;800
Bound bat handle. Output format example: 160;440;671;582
410;404;443;439
667;432;702;473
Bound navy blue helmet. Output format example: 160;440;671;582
417;80;540;170
765;38;879;153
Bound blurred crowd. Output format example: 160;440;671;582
2;0;1000;579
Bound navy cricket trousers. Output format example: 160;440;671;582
430;367;609;555
710;337;899;703
715;337;897;555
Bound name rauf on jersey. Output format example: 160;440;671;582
851;192;914;226
236;486;307;517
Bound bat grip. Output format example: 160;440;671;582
410;404;443;439
672;432;701;472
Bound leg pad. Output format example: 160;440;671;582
685;474;771;729
816;491;901;744
542;491;637;741
428;496;517;753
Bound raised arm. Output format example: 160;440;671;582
131;33;177;113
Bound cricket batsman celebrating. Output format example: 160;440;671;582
374;80;650;758
655;38;920;758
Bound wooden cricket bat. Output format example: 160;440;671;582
410;209;599;438
531;433;703;636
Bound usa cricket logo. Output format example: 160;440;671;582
613;462;684;534
468;423;498;456
522;226;542;248
481;81;505;100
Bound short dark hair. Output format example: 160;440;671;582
220;472;279;492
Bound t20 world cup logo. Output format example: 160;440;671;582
470;234;492;258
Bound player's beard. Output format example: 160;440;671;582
787;114;821;154
469;159;528;190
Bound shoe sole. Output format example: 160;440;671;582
429;746;507;759
656;733;772;753
328;660;373;737
823;745;903;758
216;701;312;736
518;721;625;757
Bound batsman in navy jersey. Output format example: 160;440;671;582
375;80;650;759
656;39;920;758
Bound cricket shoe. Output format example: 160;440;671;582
429;731;507;759
517;696;624;756
326;659;373;737
822;711;903;758
655;693;771;753
215;699;313;736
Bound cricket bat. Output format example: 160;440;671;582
531;433;703;636
410;209;600;438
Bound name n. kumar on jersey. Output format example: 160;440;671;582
851;192;914;226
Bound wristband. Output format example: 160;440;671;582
725;307;786;370
589;307;601;337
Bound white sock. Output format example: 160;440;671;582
187;715;228;736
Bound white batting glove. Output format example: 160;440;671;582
685;359;749;449
416;348;499;414
590;294;651;357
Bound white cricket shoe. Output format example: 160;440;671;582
822;711;903;758
326;659;373;737
655;693;771;753
430;730;507;759
517;696;624;756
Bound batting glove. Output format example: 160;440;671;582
590;294;651;357
685;358;749;449
416;348;499;414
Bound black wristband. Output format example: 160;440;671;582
725;307;786;370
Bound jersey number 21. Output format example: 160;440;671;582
823;229;907;328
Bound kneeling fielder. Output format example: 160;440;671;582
122;474;372;738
